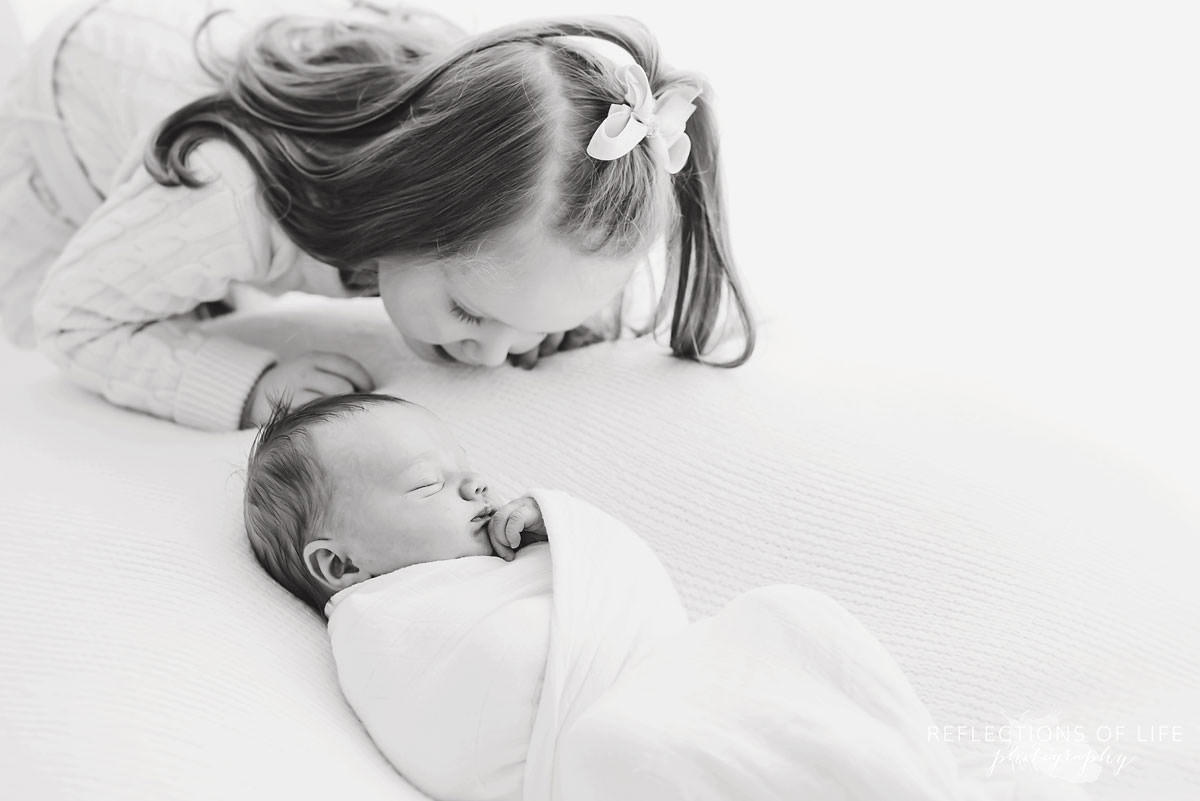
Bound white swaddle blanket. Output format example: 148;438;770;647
327;490;1089;801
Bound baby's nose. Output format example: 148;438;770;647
460;473;487;500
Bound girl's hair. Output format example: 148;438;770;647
146;7;754;365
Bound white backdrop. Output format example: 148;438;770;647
6;0;1199;517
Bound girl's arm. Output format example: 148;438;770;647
32;142;281;430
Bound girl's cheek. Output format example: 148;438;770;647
397;301;445;342
424;317;458;345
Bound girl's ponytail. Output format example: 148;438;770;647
661;88;755;366
539;21;755;365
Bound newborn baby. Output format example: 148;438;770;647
243;393;1034;801
244;392;562;801
244;392;545;615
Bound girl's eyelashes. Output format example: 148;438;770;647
449;300;483;326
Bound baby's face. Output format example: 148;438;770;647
311;403;497;576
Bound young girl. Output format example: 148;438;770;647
0;0;753;431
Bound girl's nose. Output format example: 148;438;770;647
467;335;515;367
459;473;487;500
466;327;541;367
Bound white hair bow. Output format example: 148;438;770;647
585;64;700;174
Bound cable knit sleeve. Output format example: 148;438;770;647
32;141;283;431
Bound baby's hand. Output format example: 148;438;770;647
487;496;548;561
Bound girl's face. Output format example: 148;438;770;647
377;222;637;367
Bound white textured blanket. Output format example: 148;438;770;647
327;490;1092;801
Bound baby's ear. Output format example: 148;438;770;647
302;540;362;592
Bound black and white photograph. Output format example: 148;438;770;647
1;1;1196;799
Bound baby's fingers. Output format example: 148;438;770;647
503;513;525;549
487;513;517;561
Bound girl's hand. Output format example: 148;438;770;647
242;352;375;427
508;325;607;370
487;496;548;561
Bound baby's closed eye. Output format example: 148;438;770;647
403;470;443;493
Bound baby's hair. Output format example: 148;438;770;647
244;392;406;614
145;8;754;364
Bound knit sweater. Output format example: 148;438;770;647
27;0;396;431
